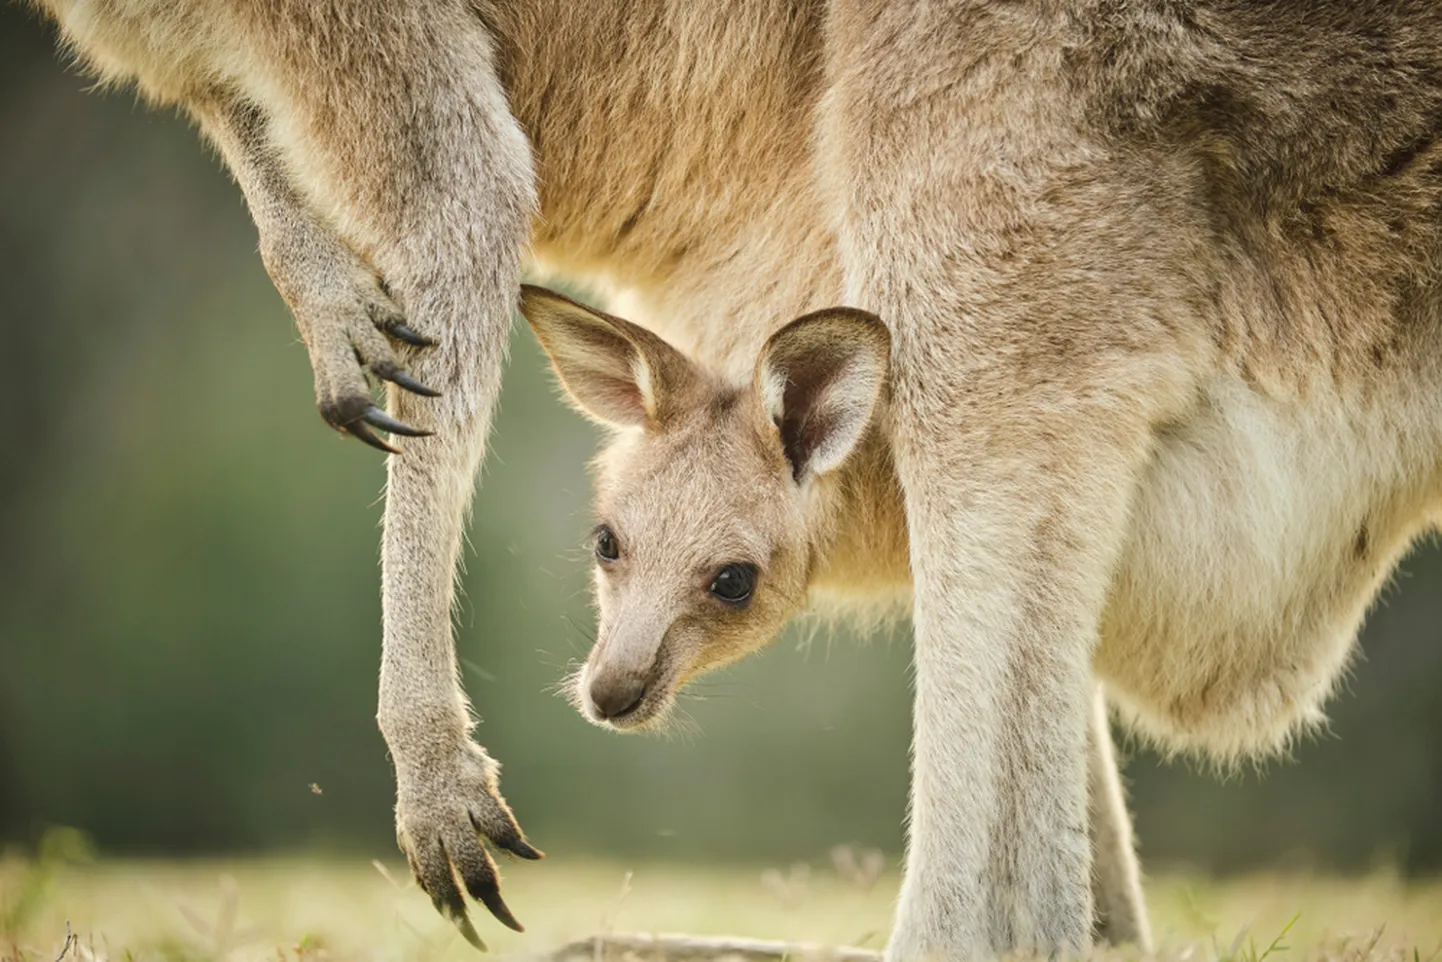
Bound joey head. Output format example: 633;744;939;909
519;285;893;729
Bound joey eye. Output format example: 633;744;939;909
709;563;757;606
594;525;620;562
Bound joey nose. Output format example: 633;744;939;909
590;675;646;720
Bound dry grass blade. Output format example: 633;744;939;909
52;921;74;962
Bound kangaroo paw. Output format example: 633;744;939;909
279;251;442;453
394;738;543;949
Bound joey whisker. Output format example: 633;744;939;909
562;613;597;649
680;676;742;702
656;703;703;744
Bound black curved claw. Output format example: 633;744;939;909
368;298;437;348
373;362;442;398
449;837;524;934
427;842;487;951
478;815;544;861
343;419;400;454
500;837;544;861
467;871;523;935
387;322;437;348
362;405;432;438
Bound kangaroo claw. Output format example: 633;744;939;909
475;812;545;861
385;321;438;348
414;842;488;951
373;362;442;398
361;405;432;438
395;742;539;949
342;418;401;454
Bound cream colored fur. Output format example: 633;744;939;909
25;0;1442;958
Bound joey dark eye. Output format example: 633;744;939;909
594;525;620;562
709;563;757;606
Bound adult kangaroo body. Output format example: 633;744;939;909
26;0;1442;957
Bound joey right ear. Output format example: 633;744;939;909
755;307;890;482
519;285;698;428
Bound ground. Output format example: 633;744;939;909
3;851;1441;962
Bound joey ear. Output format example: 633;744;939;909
519;285;697;428
756;307;890;482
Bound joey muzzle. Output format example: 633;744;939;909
582;611;670;725
588;671;648;720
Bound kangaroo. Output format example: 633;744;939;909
24;0;1442;957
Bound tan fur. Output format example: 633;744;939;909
26;0;1442;957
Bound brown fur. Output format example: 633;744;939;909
24;0;1442;956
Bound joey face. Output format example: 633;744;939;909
581;395;812;727
520;286;889;730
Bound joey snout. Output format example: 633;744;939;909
578;619;674;729
586;664;650;721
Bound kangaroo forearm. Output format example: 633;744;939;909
193;97;284;231
194;97;354;300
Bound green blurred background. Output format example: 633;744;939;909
2;5;1440;879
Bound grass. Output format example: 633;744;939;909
3;845;1441;962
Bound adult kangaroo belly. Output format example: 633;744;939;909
1096;377;1440;759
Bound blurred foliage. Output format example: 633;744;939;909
0;827;93;939
1;6;1440;875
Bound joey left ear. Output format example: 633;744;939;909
519;284;698;429
755;307;890;482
